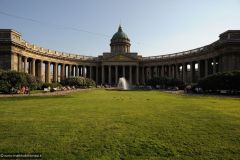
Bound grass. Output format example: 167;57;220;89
31;90;46;94
0;89;240;159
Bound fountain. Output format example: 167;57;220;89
117;77;129;90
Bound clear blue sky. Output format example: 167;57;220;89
1;0;240;56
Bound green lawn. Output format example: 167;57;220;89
0;89;240;159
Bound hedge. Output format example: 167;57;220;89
146;77;184;89
198;71;240;91
61;76;96;88
0;70;42;93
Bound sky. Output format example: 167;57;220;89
0;0;240;57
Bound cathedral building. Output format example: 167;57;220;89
0;26;240;85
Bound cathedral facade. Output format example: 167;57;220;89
0;26;240;85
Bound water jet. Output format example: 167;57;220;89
117;77;129;90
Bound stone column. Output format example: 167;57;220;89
53;63;58;82
142;66;145;84
45;62;51;83
31;59;36;76
168;65;172;78
108;65;111;84
96;66;99;84
61;64;65;81
73;66;76;77
101;65;104;84
81;66;83;77
156;66;160;77
170;65;173;78
161;65;164;77
68;64;72;77
74;66;76;77
136;65;139;85
213;58;216;74
218;57;222;73
176;64;179;79
83;66;86;78
24;57;28;73
72;65;75;77
167;66;170;78
115;65;118;84
154;66;157;77
90;66;93;79
78;66;82;76
172;65;176;79
182;63;187;83
189;63;193;83
75;66;77;77
205;59;208;77
123;65;125;78
148;66;152;80
76;66;79;76
10;52;17;71
129;66;132;84
197;61;201;80
38;60;43;81
18;55;22;72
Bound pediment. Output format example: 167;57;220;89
104;54;137;62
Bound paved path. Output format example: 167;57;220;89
0;89;87;98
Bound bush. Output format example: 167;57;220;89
198;71;240;91
61;76;96;88
146;77;184;89
26;74;42;90
85;78;96;87
0;70;42;93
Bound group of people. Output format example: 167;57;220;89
10;86;30;95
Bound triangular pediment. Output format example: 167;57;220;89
104;53;137;62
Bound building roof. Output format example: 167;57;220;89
111;25;130;41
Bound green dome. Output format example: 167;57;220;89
111;25;129;41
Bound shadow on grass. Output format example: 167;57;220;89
0;95;74;101
105;88;153;92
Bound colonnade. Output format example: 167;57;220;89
143;56;220;84
17;54;96;83
16;54;221;85
1;29;240;86
101;65;139;85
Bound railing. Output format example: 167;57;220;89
11;38;95;60
142;43;214;60
9;35;220;61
